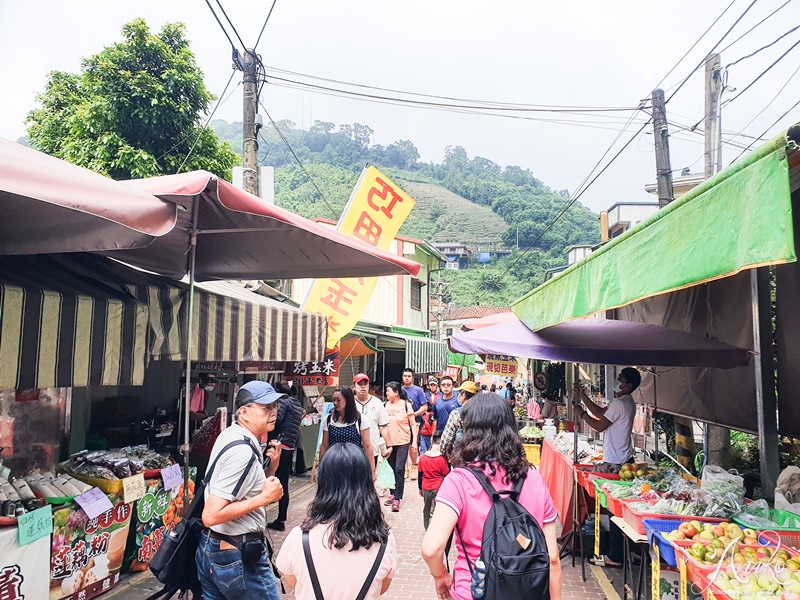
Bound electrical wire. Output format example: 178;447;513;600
719;0;794;54
203;0;239;51
722;37;800;107
177;70;237;173
261;66;640;113
725;24;800;68
731;96;800;161
665;0;760;103
654;0;739;90
214;0;247;50
254;0;279;51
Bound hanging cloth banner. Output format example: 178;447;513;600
302;167;416;349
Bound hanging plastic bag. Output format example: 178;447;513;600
376;457;396;490
701;465;745;500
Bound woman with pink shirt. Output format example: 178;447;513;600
421;393;562;600
276;443;397;600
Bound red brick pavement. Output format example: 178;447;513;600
108;474;612;599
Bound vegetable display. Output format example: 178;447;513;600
59;446;172;481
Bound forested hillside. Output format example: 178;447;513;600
211;119;600;306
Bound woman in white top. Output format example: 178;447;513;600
276;443;398;600
319;386;375;480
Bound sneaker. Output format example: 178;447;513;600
267;520;285;532
391;499;400;512
384;495;394;506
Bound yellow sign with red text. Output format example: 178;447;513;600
302;167;416;349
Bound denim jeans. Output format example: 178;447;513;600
196;530;282;600
419;434;432;454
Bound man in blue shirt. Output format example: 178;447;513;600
434;376;460;432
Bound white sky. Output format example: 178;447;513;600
1;0;798;213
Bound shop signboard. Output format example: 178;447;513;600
50;494;133;600
1;525;51;600
301;167;416;349
483;354;518;377
124;470;196;573
444;366;460;380
286;350;340;387
239;361;283;373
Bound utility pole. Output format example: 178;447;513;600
651;89;674;209
651;88;697;470
704;54;722;178
432;275;450;342
242;48;260;196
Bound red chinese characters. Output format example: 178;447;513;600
366;178;404;220
0;565;24;600
320;278;364;318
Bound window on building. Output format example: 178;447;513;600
446;328;453;336
411;280;423;310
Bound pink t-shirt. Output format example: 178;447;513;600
435;465;558;600
276;524;397;600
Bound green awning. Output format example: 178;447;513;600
447;350;476;367
512;130;796;331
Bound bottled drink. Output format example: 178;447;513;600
470;558;487;598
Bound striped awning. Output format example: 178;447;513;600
0;284;149;391
374;331;447;375
129;281;327;363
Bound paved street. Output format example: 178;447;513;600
108;473;612;599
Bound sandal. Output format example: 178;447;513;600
384;495;394;506
391;499;400;512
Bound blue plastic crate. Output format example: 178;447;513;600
642;518;685;568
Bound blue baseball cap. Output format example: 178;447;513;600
235;381;287;408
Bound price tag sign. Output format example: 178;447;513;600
678;555;687;600
161;464;183;491
18;505;53;546
651;541;660;600
594;497;601;557
74;487;114;520
122;473;146;504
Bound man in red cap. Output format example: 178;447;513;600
353;373;389;468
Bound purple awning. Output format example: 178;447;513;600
448;317;752;369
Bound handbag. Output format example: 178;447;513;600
302;530;387;600
375;456;396;490
147;437;261;598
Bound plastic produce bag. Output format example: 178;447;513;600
376;457;395;490
733;499;778;529
702;465;745;500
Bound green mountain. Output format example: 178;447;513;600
211;119;600;307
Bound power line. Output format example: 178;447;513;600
203;0;239;51
723;37;800;107
732;96;800;161
254;0;279;51
654;0;739;90
719;0;794;54
259;103;340;220
725;24;800;68
261;66;640;113
666;0;760;103
178;70;237;173
214;0;247;50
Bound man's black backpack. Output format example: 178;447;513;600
146;437;262;599
455;466;550;599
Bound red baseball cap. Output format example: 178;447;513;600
353;373;370;383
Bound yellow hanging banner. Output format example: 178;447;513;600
302;167;416;349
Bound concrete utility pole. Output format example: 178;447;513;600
651;89;674;209
242;49;260;196
704;54;723;178
432;276;450;342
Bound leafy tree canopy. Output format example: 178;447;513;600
27;19;238;180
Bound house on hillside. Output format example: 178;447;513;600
290;220;449;387
432;242;472;270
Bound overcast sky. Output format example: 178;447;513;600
1;0;797;213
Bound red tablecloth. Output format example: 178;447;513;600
539;439;575;528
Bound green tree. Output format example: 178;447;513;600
27;19;238;180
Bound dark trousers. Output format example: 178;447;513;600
293;446;307;476
387;444;410;500
422;489;438;529
275;448;293;522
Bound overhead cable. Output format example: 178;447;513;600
203;0;240;51
214;0;247;50
254;0;279;51
725;24;800;68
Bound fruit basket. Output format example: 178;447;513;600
642;518;688;567
733;508;800;550
622;499;726;535
583;472;621;499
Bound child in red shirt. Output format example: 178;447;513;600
417;431;450;529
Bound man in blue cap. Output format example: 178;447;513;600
197;381;286;599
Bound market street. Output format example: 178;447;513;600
106;473;613;600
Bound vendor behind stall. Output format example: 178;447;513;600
572;367;640;568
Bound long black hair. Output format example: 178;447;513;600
332;386;359;424
301;443;390;550
385;381;408;402
451;392;530;483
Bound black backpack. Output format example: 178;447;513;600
147;437;262;599
455;466;550;600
